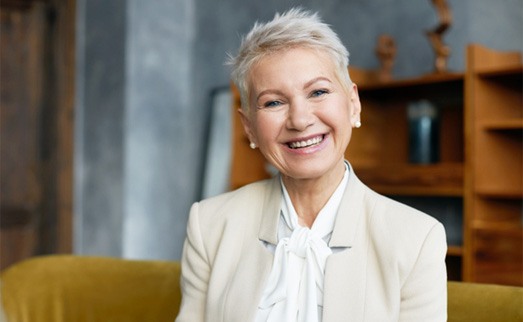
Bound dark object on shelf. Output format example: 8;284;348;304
408;100;440;164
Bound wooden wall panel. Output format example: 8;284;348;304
0;0;75;270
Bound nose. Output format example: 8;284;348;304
286;99;314;131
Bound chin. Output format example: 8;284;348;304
282;164;333;181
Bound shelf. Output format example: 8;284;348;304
354;73;464;104
482;119;523;131
356;72;464;91
476;65;523;78
354;163;463;197
476;188;523;199
371;186;462;197
448;245;463;257
472;220;523;236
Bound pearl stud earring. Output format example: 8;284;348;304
354;121;362;128
249;142;257;149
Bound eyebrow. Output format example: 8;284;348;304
255;76;333;102
303;76;332;89
256;89;283;102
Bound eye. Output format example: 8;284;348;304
310;89;329;98
263;100;282;108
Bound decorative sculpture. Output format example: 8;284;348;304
375;34;397;81
426;0;452;73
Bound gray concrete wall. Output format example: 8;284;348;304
75;0;523;260
122;0;195;259
74;0;127;256
467;0;523;52
75;0;197;259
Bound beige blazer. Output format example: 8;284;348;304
176;170;447;322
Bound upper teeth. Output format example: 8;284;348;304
289;136;323;149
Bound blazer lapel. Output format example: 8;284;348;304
258;176;282;245
323;168;371;321
223;177;282;322
223;238;273;322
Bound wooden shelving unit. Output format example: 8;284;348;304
229;44;522;286
464;44;522;286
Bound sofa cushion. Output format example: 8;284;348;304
448;281;523;322
0;255;181;322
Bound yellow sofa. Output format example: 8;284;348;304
1;255;522;322
0;255;181;322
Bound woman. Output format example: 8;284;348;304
176;8;447;322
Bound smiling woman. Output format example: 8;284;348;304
239;47;359;200
176;8;448;322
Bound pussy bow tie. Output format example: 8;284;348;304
258;219;332;321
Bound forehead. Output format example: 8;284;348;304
248;47;336;90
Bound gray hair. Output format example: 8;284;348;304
227;8;352;111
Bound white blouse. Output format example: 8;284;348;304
255;164;350;322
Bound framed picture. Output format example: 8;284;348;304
200;86;233;199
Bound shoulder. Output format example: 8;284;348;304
355;184;447;282
368;188;440;230
198;178;274;213
347;168;445;243
185;178;277;264
335;167;445;250
362;185;445;244
360;184;447;270
189;177;276;229
347;165;442;234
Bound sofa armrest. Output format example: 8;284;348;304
448;281;523;322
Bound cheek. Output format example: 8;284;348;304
253;115;280;142
329;99;352;122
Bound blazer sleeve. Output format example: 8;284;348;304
399;222;448;322
175;202;209;322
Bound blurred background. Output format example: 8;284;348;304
1;0;522;273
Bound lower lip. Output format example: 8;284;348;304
284;135;329;155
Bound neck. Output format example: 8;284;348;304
282;162;346;228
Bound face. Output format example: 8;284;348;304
240;47;361;183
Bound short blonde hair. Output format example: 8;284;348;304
227;8;352;111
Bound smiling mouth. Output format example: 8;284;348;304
287;135;325;149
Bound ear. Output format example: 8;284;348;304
349;83;362;125
238;108;257;145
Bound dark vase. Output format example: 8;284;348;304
408;100;440;164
